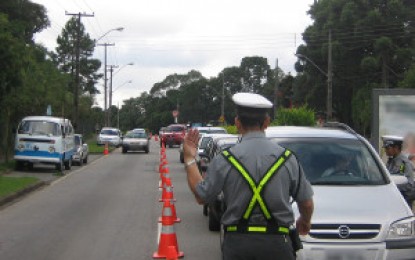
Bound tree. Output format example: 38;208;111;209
295;0;415;133
55;17;102;128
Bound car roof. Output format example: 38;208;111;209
265;126;357;140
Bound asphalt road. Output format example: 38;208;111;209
0;140;222;260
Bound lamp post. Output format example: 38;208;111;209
96;27;124;126
295;53;333;120
107;63;133;126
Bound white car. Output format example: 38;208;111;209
72;134;88;166
97;127;122;147
121;131;150;154
264;123;415;260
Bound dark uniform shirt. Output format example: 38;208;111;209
195;131;313;227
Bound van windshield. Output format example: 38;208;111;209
18;120;61;136
269;137;388;185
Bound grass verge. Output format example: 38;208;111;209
0;175;39;199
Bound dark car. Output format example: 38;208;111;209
121;131;150;153
199;135;239;231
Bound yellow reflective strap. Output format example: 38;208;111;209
278;226;289;234
222;149;291;221
248;226;267;232
226;226;237;232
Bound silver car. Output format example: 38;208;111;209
72;134;88;166
121;131;149;154
265;124;415;259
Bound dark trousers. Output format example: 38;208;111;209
222;232;296;260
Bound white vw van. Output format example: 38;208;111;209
14;116;75;171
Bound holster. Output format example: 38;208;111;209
289;228;303;252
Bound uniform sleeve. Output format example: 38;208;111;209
403;160;415;186
290;155;314;202
195;154;231;204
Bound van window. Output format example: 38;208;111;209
18;120;61;136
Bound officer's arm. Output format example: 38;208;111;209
296;199;314;235
183;128;204;204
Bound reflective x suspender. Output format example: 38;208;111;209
222;148;292;234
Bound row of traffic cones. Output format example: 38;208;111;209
153;142;183;259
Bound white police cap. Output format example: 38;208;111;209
232;92;273;109
382;135;403;147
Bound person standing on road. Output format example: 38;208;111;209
183;92;314;259
383;135;415;208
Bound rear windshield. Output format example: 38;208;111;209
269;137;387;185
125;132;147;138
167;126;185;132
100;129;119;136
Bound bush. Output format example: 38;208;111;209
271;106;315;126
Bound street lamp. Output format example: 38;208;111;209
96;27;124;42
96;27;124;126
108;79;132;127
295;53;333;120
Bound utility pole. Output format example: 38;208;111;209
107;65;118;127
221;73;225;125
274;59;279;120
97;43;115;126
327;29;333;121
65;11;94;130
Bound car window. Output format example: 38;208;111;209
101;129;119;136
19;120;61;136
125;132;147;138
167;126;185;132
269;137;387;185
74;136;81;145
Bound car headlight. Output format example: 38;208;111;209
387;216;415;239
17;144;25;151
48;146;56;153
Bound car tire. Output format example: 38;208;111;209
180;152;184;163
64;157;72;170
145;147;149;154
122;148;127;154
79;157;83;166
83;155;88;164
208;207;220;231
28;162;34;171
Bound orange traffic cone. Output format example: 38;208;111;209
159;178;176;202
159;166;173;189
166;246;179;260
103;142;109;155
158;198;181;223
153;201;184;259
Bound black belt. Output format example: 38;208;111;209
224;225;289;234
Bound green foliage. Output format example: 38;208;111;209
271;106;315;126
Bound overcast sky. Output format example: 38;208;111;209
31;0;314;108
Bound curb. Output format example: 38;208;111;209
0;180;48;208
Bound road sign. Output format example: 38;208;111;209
172;110;179;117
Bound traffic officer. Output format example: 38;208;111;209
383;135;415;207
183;92;314;259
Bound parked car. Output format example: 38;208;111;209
121;131;150;153
262;123;415;259
198;134;239;231
72;134;88;166
160;124;187;148
96;127;122;147
179;126;228;163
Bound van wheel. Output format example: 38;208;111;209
64;157;72;170
56;160;64;173
15;161;24;171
